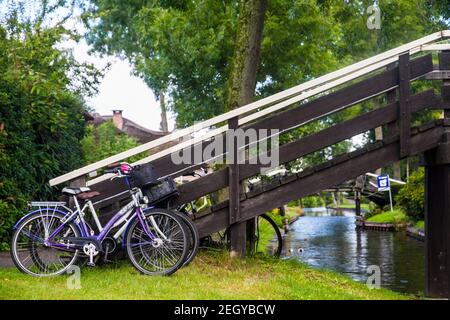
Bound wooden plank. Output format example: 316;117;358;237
399;53;412;157
440;51;450;120
172;89;440;207
194;125;444;237
50;31;445;186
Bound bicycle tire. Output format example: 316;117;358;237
255;213;283;257
172;210;200;266
125;208;189;276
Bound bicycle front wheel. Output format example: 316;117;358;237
126;209;189;276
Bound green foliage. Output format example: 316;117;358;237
81;121;144;165
302;195;325;208
395;169;425;221
0;6;101;249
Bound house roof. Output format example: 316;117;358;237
88;113;170;144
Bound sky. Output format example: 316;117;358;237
69;39;176;132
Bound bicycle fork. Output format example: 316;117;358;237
136;208;168;244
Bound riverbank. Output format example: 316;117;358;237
358;209;409;231
328;203;371;211
0;250;408;300
358;210;425;238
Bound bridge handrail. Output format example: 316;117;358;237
49;30;450;187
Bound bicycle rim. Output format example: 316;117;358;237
126;209;189;276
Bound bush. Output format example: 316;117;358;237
0;18;101;249
302;195;325;208
81;121;144;165
395;168;425;221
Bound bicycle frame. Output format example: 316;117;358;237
44;188;157;249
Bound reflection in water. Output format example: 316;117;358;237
282;208;425;294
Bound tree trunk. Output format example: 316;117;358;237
225;0;267;258
159;92;168;132
225;0;267;111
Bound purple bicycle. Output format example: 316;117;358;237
10;163;189;276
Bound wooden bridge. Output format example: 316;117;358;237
50;31;450;298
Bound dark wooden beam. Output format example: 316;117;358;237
423;50;450;298
227;116;246;257
228;116;240;224
423;147;450;298
399;53;412;158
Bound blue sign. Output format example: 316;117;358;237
377;175;390;191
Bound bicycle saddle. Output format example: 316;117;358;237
62;187;101;199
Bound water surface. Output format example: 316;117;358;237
282;207;425;294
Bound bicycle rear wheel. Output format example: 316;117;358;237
254;214;283;257
126;208;189;276
10;211;80;276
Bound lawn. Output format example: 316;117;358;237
415;220;424;230
366;209;408;224
0;250;407;300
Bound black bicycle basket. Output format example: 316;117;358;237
142;177;178;204
130;165;158;188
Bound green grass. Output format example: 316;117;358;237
0;250;408;300
366;209;408;225
415;220;424;230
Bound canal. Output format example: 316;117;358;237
282;208;425;295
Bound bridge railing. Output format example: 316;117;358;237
49;31;450;188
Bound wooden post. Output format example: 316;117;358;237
228;116;246;257
423;50;450;298
398;53;411;158
386;63;402;179
423;143;450;298
355;190;361;217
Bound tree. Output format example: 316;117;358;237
81;121;145;164
82;0;343;127
0;2;102;248
225;0;267;111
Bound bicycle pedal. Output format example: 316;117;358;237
87;262;96;267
